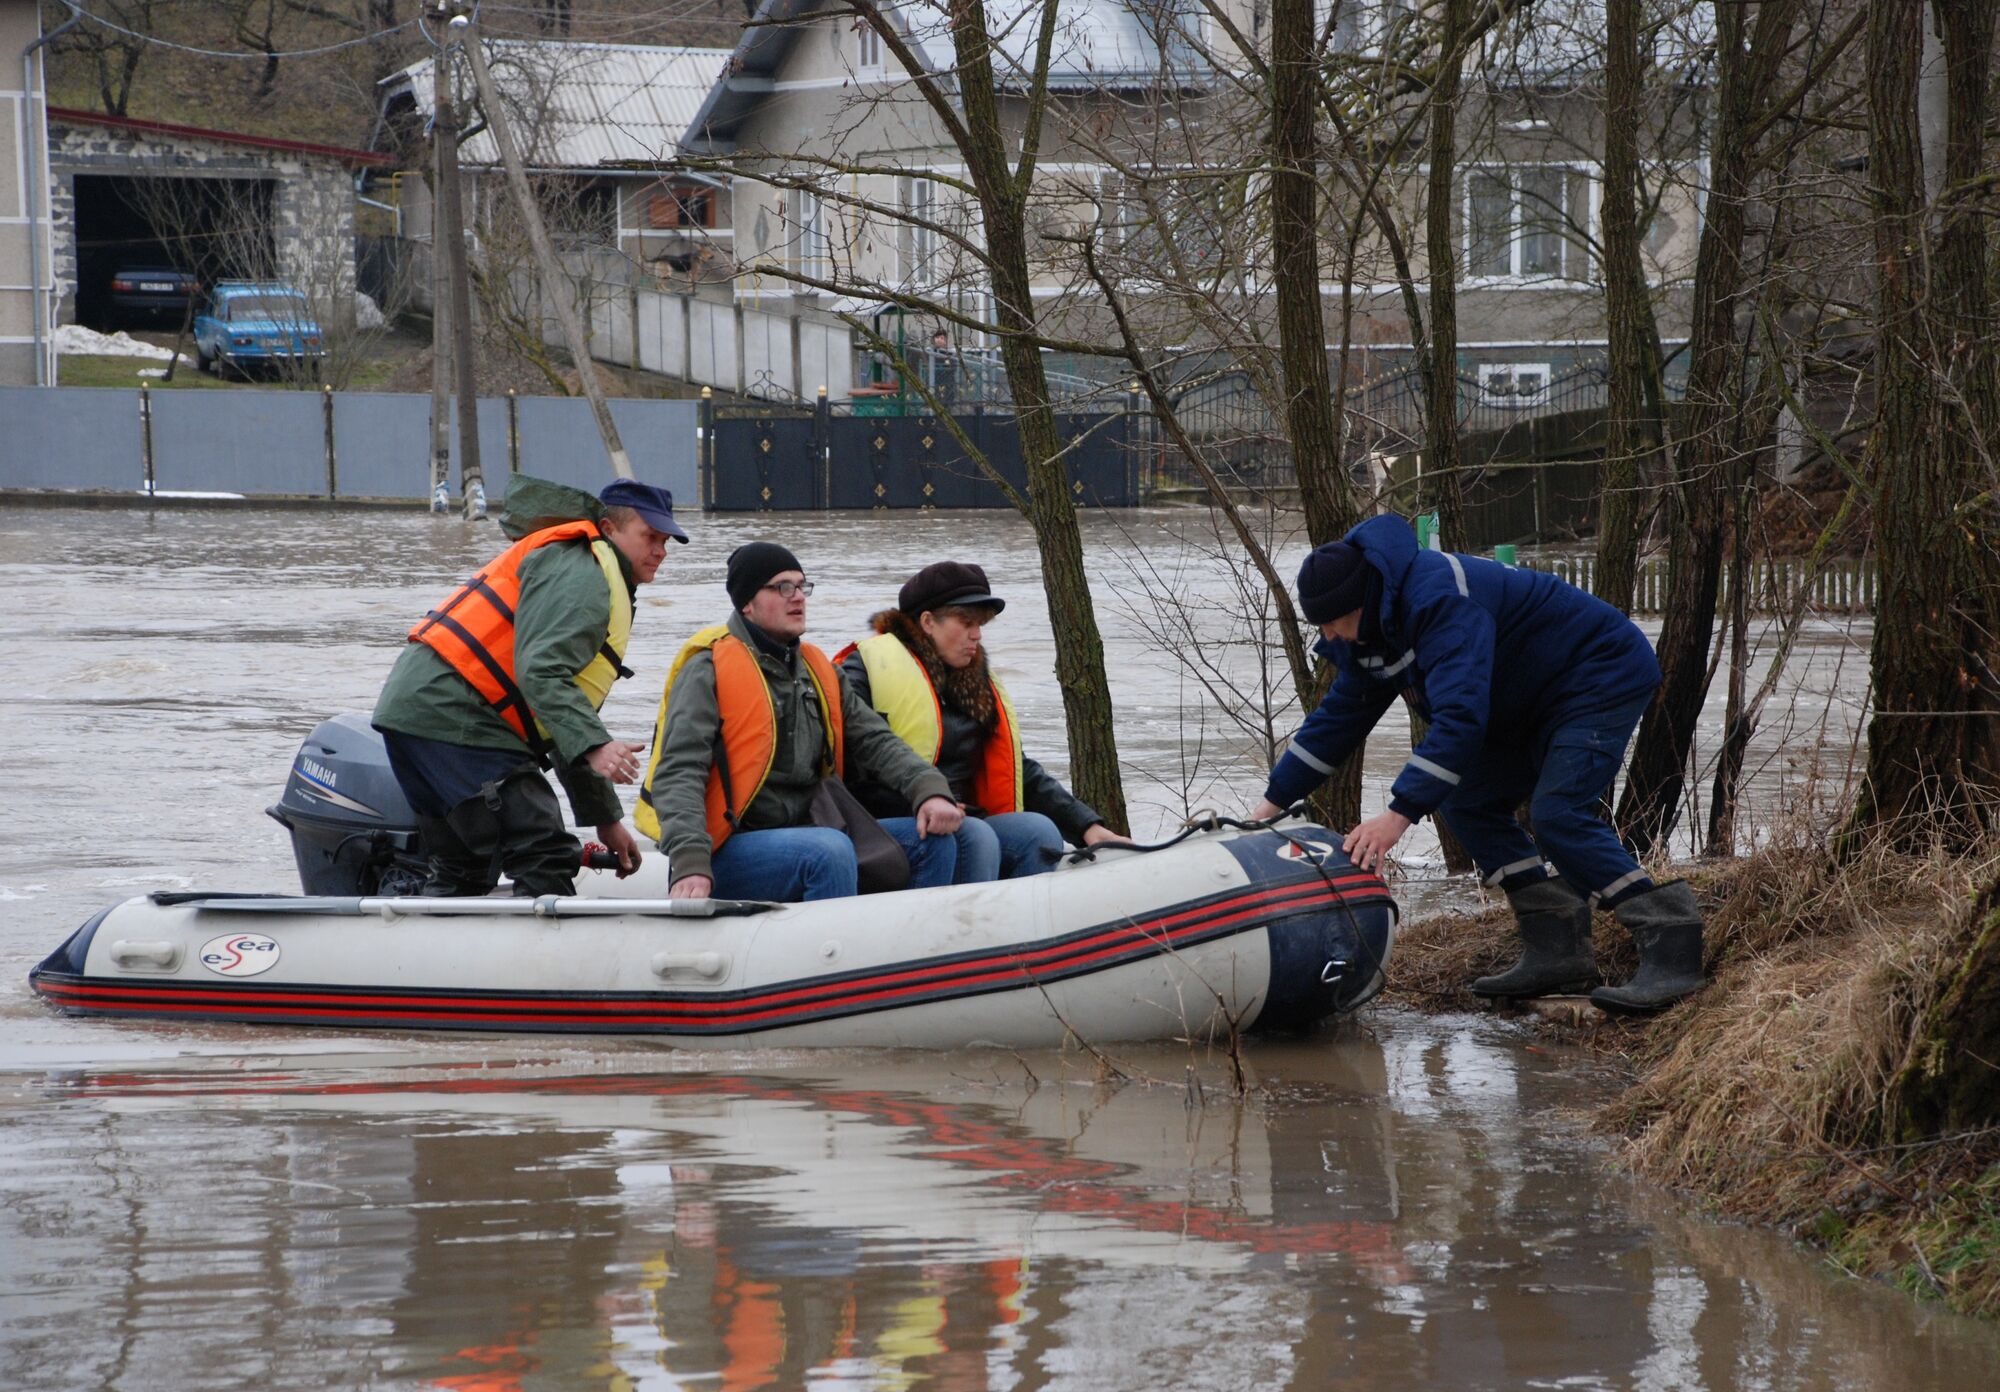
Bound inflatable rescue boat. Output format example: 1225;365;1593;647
29;717;1396;1048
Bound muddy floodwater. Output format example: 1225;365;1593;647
4;503;1984;1390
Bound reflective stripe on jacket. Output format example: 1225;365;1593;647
845;632;1024;815
635;624;845;848
408;520;633;752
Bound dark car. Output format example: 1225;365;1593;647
108;265;200;319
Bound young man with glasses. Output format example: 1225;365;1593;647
636;542;964;901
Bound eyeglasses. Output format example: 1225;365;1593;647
761;579;815;599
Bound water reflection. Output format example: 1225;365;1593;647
4;1015;1993;1391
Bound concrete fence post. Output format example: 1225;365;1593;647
322;385;337;498
139;384;155;494
507;389;520;475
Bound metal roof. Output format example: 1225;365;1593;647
383;40;733;168
682;0;1209;154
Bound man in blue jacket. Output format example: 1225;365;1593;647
1249;514;1707;1013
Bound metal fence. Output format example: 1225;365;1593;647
0;386;699;502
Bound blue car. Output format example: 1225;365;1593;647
193;282;327;378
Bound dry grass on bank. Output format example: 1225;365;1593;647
1386;839;2000;1317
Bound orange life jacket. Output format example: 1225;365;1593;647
636;626;845;849
407;520;633;753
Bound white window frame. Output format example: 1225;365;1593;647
789;185;828;282
898;175;935;287
856;20;883;74
1477;362;1552;407
1462;163;1595;286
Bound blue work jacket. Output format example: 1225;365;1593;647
1265;515;1661;819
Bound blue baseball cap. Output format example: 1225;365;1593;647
599;479;689;543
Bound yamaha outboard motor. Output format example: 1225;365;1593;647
267;713;428;896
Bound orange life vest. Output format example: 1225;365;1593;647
636;626;845;850
407;520;633;753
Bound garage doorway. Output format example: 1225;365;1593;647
72;174;277;329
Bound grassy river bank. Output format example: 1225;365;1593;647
1387;835;2000;1319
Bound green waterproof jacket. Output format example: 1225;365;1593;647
373;536;633;827
647;612;952;884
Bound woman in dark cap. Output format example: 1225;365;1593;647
838;561;1125;882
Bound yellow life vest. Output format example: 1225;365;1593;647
851;632;1025;815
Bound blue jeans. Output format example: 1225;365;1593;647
1436;690;1656;905
875;817;968;889
708;826;857;902
883;811;1065;884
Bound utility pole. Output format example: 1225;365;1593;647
461;11;634;479
434;3;485;519
426;29;452;514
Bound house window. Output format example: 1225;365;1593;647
557;182;619;245
789;187;828;281
898;176;935;285
1478;362;1551;407
648;183;714;230
1465;165;1592;281
1334;0;1414;50
857;20;882;72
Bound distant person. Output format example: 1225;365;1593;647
1248;514;1706;1014
373;481;686;897
838;561;1126;882
638;543;964;902
927;327;961;408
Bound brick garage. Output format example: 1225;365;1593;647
48;108;389;332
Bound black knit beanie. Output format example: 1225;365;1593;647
726;541;804;609
1296;541;1372;626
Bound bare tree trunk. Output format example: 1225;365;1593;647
1617;0;1804;858
1594;0;1660;615
1420;0;1471;550
1270;0;1361;551
951;3;1127;832
1842;0;2000;852
1270;0;1362;829
1886;869;2000;1135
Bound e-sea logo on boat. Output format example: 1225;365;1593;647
199;933;282;977
1276;840;1336;865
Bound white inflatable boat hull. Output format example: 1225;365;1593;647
31;824;1395;1049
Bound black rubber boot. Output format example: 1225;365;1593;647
1471;877;1600;999
414;814;499;897
1590;879;1708;1015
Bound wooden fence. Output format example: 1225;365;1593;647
1524;554;1876;615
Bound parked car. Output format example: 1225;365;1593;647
108;265;199;319
193;281;327;378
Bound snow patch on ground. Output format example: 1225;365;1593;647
53;324;188;363
355;291;387;330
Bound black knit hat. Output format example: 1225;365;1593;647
898;560;1006;617
1296;541;1372;625
726;541;804;608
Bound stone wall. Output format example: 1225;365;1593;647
49;120;359;330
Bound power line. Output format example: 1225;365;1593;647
56;0;421;61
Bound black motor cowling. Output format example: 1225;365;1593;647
267;713;428;896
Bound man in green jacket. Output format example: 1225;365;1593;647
641;542;963;902
374;480;684;897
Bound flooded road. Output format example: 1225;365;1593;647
0;503;1951;1389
